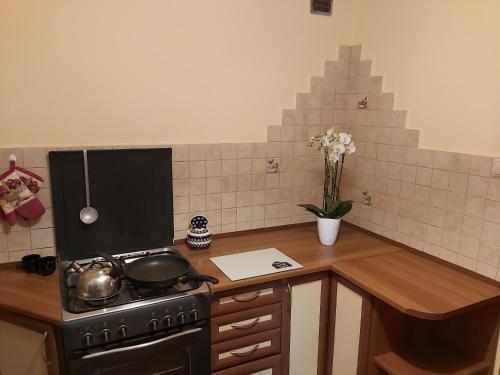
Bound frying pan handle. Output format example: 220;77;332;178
180;275;219;285
93;252;123;278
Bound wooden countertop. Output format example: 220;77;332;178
0;265;61;325
176;224;401;292
331;251;500;320
0;223;499;325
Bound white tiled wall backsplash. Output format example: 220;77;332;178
1;45;499;283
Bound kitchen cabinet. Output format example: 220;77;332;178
325;277;371;375
211;273;330;375
368;299;498;375
331;252;500;375
0;310;61;375
211;280;289;374
329;281;364;375
287;273;330;375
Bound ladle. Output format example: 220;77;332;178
79;150;98;224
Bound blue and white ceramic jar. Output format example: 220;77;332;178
186;215;212;250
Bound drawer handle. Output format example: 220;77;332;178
230;344;260;357
230;317;260;330
41;331;50;365
232;291;261;302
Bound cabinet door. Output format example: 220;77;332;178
327;278;372;375
0;311;60;375
288;274;329;375
330;282;363;375
494;332;500;375
0;321;49;375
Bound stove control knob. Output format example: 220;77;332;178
100;329;112;343
149;318;159;331
82;333;94;347
163;315;173;327
117;324;128;338
177;312;186;324
190;309;199;321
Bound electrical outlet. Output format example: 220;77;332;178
493;159;500;177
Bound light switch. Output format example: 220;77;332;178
493;159;500;177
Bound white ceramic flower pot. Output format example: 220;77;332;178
316;217;341;245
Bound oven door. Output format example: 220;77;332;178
68;325;210;375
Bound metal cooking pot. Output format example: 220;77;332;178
70;253;122;302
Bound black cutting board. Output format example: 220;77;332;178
49;148;174;261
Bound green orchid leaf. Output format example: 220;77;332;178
330;199;343;212
327;200;353;219
297;203;327;218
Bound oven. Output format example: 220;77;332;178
66;323;210;375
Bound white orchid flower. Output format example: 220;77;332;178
332;143;346;155
329;150;341;162
346;142;356;155
338;132;352;145
321;136;331;147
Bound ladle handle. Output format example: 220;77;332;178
83;150;91;207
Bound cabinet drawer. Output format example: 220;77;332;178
212;354;282;375
212;303;282;344
211;328;281;371
212;282;284;316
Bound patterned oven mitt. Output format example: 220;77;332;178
0;157;45;225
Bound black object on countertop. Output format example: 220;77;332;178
21;254;41;273
38;256;56;276
21;254;56;276
49;148;174;262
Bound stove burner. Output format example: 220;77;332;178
84;294;120;307
60;248;202;315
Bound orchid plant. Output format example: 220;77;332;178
298;127;356;219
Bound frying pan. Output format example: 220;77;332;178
97;252;219;289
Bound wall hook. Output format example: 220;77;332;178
9;154;16;168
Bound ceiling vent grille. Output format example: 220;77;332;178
311;0;332;15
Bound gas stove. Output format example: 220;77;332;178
51;149;211;374
60;247;207;320
59;248;211;375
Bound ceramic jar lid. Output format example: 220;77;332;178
186;215;212;250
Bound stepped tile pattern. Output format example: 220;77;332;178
0;45;499;282
328;46;500;281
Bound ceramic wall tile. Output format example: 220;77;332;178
464;196;486;219
6;231;31;251
189;161;205;179
485;200;500;224
470;155;492;177
188;144;206;161
487;178;500;201
468;176;489;198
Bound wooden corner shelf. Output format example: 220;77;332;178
331;251;500;320
373;339;490;375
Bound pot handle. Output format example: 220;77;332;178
93;252;123;278
179;275;219;285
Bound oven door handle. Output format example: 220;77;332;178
82;328;202;360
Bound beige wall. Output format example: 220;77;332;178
0;0;355;147
352;0;500;157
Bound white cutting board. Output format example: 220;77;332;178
210;248;303;281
